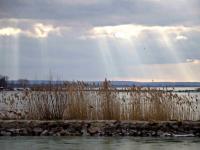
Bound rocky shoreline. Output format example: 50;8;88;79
0;120;200;137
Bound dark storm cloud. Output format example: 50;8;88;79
0;0;200;26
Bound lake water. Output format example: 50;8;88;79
0;137;200;150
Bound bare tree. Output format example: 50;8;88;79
0;75;8;88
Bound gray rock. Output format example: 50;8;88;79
0;120;200;137
161;132;172;137
173;134;195;137
21;128;28;135
33;128;43;135
53;132;61;136
1;131;11;136
81;128;89;136
88;127;100;135
41;130;49;136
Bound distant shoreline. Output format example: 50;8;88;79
6;80;200;88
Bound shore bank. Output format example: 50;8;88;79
0;120;200;137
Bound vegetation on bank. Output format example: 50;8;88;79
0;80;199;121
0;75;8;89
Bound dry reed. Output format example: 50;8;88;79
0;80;199;121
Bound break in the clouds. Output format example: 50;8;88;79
0;0;200;81
0;24;61;38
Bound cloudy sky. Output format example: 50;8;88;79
0;0;200;81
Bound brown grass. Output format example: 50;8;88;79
0;80;199;121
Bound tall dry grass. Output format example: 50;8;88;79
0;80;199;121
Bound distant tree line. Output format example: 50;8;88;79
0;75;31;90
0;75;8;88
8;79;30;89
17;79;29;88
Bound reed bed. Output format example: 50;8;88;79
0;80;199;121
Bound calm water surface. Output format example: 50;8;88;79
0;137;200;150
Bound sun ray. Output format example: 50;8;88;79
160;32;194;81
39;38;50;78
0;19;20;79
118;37;146;81
96;37;119;78
12;35;19;79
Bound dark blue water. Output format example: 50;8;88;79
0;137;200;150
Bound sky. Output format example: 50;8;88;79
0;0;200;81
